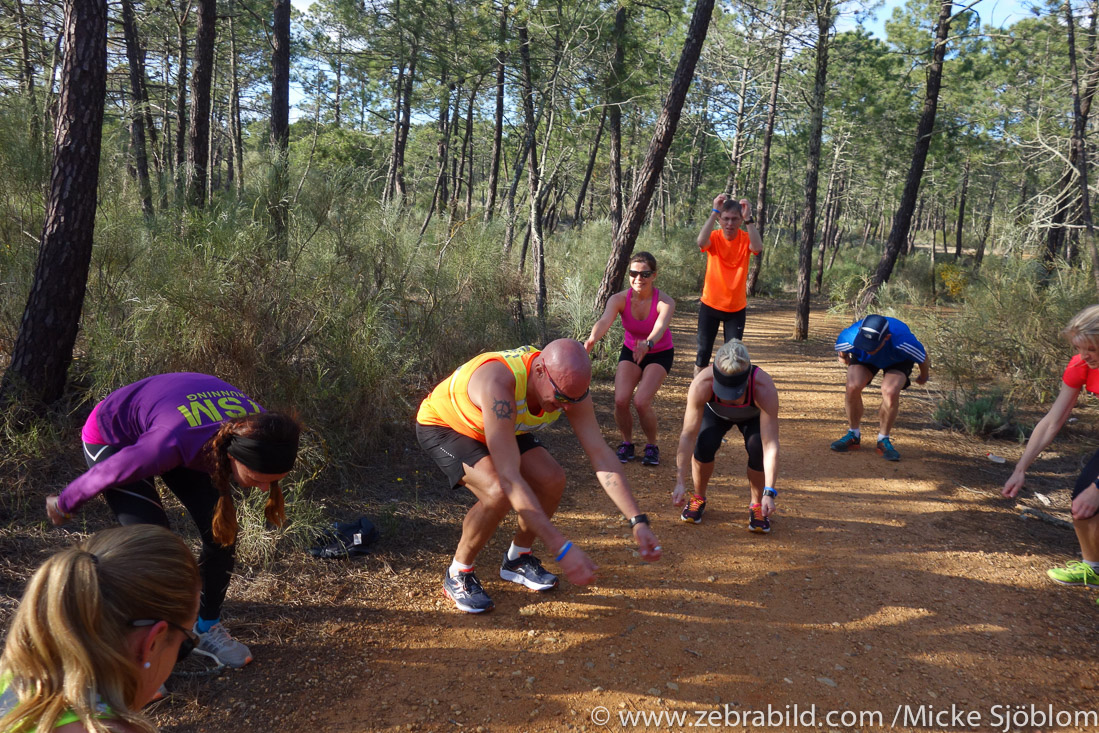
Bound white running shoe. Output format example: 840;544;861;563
194;622;253;668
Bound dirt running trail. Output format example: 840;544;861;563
183;300;1099;732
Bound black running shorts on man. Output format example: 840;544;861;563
415;423;544;490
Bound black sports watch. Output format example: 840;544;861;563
628;514;650;527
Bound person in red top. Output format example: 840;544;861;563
585;252;676;467
694;193;763;374
1003;305;1099;597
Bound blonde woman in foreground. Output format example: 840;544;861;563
0;524;200;732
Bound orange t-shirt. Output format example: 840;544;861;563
701;228;753;313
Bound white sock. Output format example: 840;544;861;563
507;543;532;561
878;434;889;442
850;428;861;438
1085;560;1099;571
448;559;474;578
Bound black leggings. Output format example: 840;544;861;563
84;442;234;621
693;411;764;470
696;303;747;368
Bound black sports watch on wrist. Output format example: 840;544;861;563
628;514;650;527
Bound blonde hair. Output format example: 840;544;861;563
0;525;199;733
1063;305;1099;348
714;338;751;376
207;411;302;547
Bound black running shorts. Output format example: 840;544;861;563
617;344;675;374
852;358;915;390
416;422;544;490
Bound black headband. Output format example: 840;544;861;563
227;435;299;475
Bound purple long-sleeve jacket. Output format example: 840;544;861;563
57;373;263;514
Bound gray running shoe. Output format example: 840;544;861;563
443;570;495;613
194;622;253;668
500;553;558;591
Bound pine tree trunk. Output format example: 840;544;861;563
270;0;291;257
3;0;107;404
120;0;153;219
228;2;243;196
858;0;953;310
15;0;41;146
484;2;507;222
573;107;606;229
723;64;750;194
174;21;188;202
954;159;969;259
594;0;716;310
1064;0;1099;294
746;0;787;296
794;0;832;339
187;0;215;208
607;5;627;238
975;175;997;269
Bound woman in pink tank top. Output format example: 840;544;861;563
584;252;676;466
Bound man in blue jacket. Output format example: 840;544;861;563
830;314;929;461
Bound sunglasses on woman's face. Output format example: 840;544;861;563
628;270;654;279
131;618;199;663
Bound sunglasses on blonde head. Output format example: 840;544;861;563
628;270;654;279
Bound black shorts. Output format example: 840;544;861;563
1074;449;1099;499
853;358;915;390
415;422;544;490
618;344;675;375
693;410;764;470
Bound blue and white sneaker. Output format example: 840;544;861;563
500;553;558;591
443;569;495;613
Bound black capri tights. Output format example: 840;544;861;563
84;442;234;622
693;410;764;471
696;303;747;368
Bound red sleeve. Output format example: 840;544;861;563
1063;355;1089;389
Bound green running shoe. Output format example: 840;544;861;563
1047;560;1099;588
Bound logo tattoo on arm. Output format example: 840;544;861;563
492;398;513;420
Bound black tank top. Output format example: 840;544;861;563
705;366;760;423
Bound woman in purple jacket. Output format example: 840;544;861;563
46;373;301;669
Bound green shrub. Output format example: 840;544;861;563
909;256;1093;404
933;389;1022;438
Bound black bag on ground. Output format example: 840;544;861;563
309;516;378;558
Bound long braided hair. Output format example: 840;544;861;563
206;412;302;547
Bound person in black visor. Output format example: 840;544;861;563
672;339;780;532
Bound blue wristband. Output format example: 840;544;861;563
712;208;721;213
763;486;777;498
555;541;573;562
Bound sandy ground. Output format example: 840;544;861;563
152;299;1099;732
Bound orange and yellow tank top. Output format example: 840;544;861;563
416;346;562;441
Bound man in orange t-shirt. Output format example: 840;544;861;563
694;193;763;374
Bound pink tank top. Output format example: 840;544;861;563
622;288;673;352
